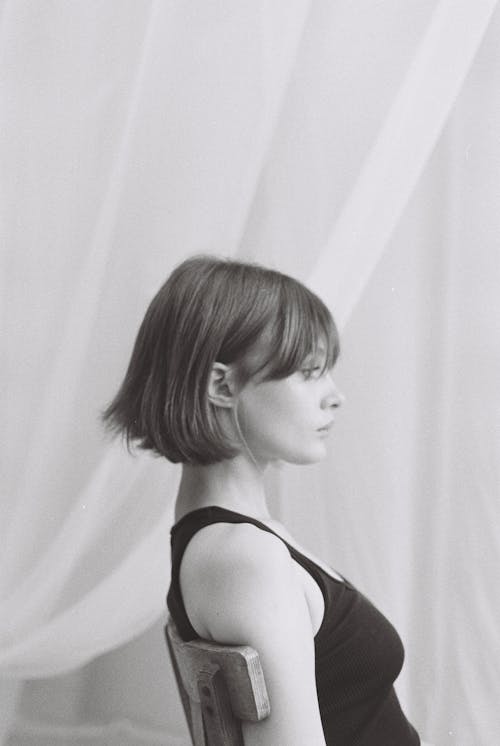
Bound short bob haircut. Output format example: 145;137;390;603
102;255;340;465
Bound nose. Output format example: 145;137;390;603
322;374;345;410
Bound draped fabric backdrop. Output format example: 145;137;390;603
1;2;499;744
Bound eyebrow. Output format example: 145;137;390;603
303;346;326;362
312;343;326;356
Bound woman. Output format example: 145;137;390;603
103;255;427;745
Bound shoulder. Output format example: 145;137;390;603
180;522;294;637
181;520;291;571
180;521;326;744
187;520;291;571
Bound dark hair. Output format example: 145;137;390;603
101;255;340;465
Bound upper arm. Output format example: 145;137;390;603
180;523;327;746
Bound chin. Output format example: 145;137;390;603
284;445;328;466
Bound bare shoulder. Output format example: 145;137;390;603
180;522;293;636
182;520;290;563
179;522;326;745
186;520;290;568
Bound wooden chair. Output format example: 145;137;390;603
165;618;270;746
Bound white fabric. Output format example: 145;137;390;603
1;2;499;745
308;0;499;328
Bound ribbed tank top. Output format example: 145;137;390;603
167;506;420;745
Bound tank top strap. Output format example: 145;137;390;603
171;504;325;579
167;508;421;744
167;504;330;640
171;505;279;542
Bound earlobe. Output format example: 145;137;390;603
207;362;235;408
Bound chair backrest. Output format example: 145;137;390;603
165;618;270;746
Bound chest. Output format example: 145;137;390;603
291;560;325;637
263;518;344;581
262;518;345;637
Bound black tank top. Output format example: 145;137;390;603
167;506;420;745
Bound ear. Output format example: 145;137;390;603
207;362;236;408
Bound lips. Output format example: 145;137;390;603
317;421;334;432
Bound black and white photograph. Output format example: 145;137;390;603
1;2;499;744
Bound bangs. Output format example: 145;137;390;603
102;253;341;465
253;276;340;382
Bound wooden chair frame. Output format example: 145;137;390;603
165;619;270;746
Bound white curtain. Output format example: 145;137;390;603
1;2;499;744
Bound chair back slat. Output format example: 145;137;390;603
197;662;243;746
166;624;196;742
165;619;270;746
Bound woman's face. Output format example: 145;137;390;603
235;351;343;466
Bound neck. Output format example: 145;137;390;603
175;453;271;523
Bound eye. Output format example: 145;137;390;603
301;365;322;380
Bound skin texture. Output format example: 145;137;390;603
235;361;343;465
181;522;327;745
176;353;344;745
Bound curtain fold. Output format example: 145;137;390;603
2;2;499;745
1;0;313;676
307;0;499;328
0;0;167;596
